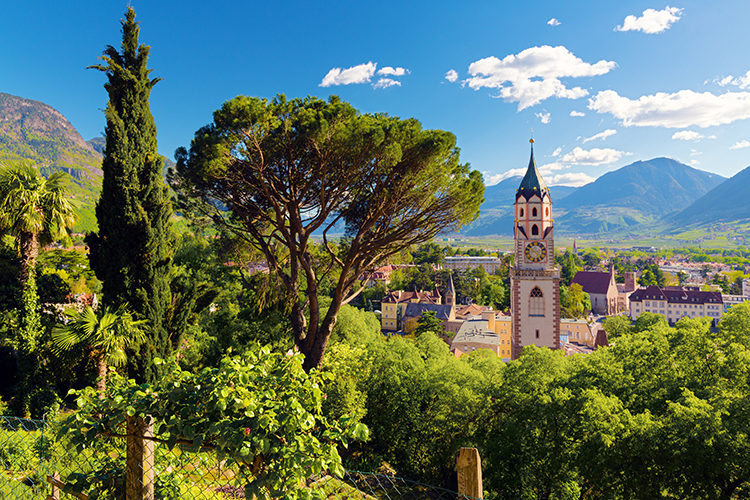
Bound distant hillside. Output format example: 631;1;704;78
0;93;103;232
0;94;179;234
671;165;750;226
86;136;105;155
555;157;725;234
463;177;579;236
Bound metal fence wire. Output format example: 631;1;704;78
0;416;482;500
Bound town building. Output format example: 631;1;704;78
722;294;749;313
510;140;561;358
559;318;595;347
572;268;620;315
617;272;637;313
360;264;418;288
401;302;456;334
443;256;504;274
629;285;723;325
451;310;513;361
381;289;442;331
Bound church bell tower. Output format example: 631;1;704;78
510;139;560;358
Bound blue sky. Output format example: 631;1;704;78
3;1;750;186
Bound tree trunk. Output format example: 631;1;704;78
18;231;39;288
96;352;108;398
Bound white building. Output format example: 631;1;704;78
629;285;723;325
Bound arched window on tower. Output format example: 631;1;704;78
545;207;549;216
530;287;545;316
532;207;538;217
520;208;524;217
531;224;539;236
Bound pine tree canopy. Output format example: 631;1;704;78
172;94;484;370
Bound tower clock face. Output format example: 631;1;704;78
525;241;547;263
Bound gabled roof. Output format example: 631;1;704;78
572;270;615;294
455;303;489;318
630;285;723;304
382;290;441;304
402;303;454;320
516;141;550;202
629;285;666;302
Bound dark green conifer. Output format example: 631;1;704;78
86;8;172;383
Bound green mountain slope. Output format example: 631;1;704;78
555;157;725;234
671;165;750;226
0;92;103;232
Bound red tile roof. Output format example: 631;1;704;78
382;290;441;304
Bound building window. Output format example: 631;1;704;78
532;207;538;217
531;224;539;236
535;329;540;338
520;208;524;217
530;287;545;316
545;207;549;216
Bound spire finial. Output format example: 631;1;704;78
530;128;534;144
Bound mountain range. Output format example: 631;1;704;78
2;91;749;237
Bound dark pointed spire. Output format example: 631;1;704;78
516;139;550;201
445;272;455;306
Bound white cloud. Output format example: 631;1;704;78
552;147;562;156
730;140;750;149
691;149;702;156
588;89;750;128
538;162;567;175
718;75;736;87
716;70;750;90
536;112;551;124
570;110;585;117
373;78;401;89
560;147;625;165
672;130;704;141
465;45;616;110
548;18;561;26
378;66;409;77
445;69;459;83
546;172;596;187
320;62;377;87
582;129;617;143
484;168;526;185
690;159;701;165
615;6;683;34
708;135;717;139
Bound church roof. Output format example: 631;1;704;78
516;141;550;202
572;270;615;295
402;302;454;320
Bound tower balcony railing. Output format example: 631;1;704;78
510;267;560;278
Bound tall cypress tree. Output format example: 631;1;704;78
87;8;172;383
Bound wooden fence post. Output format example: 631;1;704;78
126;415;154;500
457;447;483;499
47;471;59;500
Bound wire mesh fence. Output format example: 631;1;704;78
0;416;482;500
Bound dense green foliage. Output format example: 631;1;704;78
555;250;583;287
315;302;750;499
86;8;173;383
559;283;591;318
65;349;367;499
173;94;484;370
